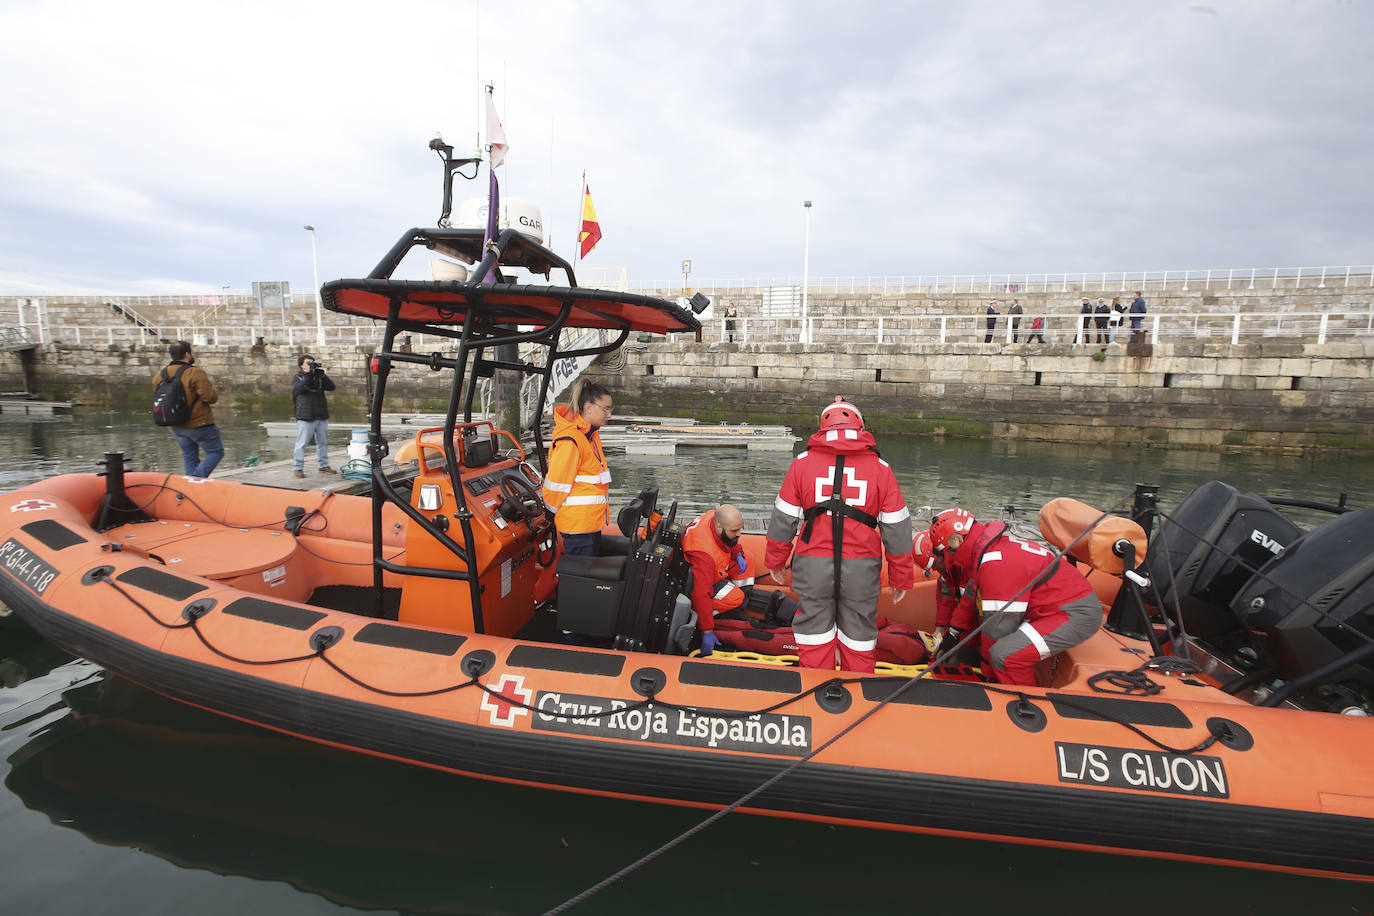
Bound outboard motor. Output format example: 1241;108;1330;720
1232;507;1374;712
1145;481;1303;643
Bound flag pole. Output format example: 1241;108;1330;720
576;169;587;264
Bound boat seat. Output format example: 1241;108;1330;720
602;488;664;558
600;534;632;556
555;554;629;637
103;520;298;583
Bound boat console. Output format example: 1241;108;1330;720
397;423;553;637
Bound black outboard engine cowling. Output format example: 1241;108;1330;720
1145;481;1303;642
1232;507;1374;692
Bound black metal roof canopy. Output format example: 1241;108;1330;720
322;221;698;629
322;226;699;336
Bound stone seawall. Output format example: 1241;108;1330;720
584;339;1374;452
0;340;455;416
3;292;1372;452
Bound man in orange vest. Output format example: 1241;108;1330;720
683;505;759;656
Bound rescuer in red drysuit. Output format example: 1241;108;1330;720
928;508;1101;686
765;397;915;672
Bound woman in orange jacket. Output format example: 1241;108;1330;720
541;380;614;556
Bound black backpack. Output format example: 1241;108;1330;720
151;364;196;427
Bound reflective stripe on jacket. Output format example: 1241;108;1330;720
541;404;611;534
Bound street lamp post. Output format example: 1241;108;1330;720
801;200;812;343
303;225;324;347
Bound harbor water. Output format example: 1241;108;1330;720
2;407;1373;915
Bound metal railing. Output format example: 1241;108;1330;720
0;325;40;352
46;324;379;348
639;265;1374;296
700;310;1374;347
42;310;1374;350
103;299;161;338
6;265;1374;313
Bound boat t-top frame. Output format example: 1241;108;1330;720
320;138;699;625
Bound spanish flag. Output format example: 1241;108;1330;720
578;178;602;260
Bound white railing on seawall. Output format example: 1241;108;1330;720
704;311;1374;346
640;265;1374;296
43;309;1374;350
6;264;1374;313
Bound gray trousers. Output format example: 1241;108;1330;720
790;554;881;648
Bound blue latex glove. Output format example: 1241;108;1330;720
733;551;748;576
701;632;721;657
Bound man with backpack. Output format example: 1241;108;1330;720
152;340;223;477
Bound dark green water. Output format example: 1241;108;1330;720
2;408;1373;914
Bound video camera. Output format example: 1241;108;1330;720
303;359;326;390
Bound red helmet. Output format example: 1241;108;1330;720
819;396;864;431
912;530;937;576
929;508;976;554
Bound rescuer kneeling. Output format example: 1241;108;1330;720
683;504;799;657
927;508;1102;686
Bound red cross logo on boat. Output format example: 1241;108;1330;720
10;499;56;513
480;674;532;728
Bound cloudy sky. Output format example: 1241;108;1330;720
1;0;1370;295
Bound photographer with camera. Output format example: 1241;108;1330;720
291;354;337;478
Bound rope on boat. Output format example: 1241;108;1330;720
89;486;1347;914
539;494;1227;914
119;480;404;568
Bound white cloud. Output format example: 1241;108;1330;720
1;0;1371;294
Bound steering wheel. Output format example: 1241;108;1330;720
500;473;549;525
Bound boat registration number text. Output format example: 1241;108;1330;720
1055;741;1229;798
0;538;59;596
532;690;812;756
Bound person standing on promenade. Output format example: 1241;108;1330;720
1094;298;1110;344
764;396;914;673
1008;299;1024;343
291;354;337;478
1129;291;1148;342
1028;314;1046;343
153;340;223;478
1078;297;1093;344
984;301;999;343
723;304;739;343
1108;297;1125;343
